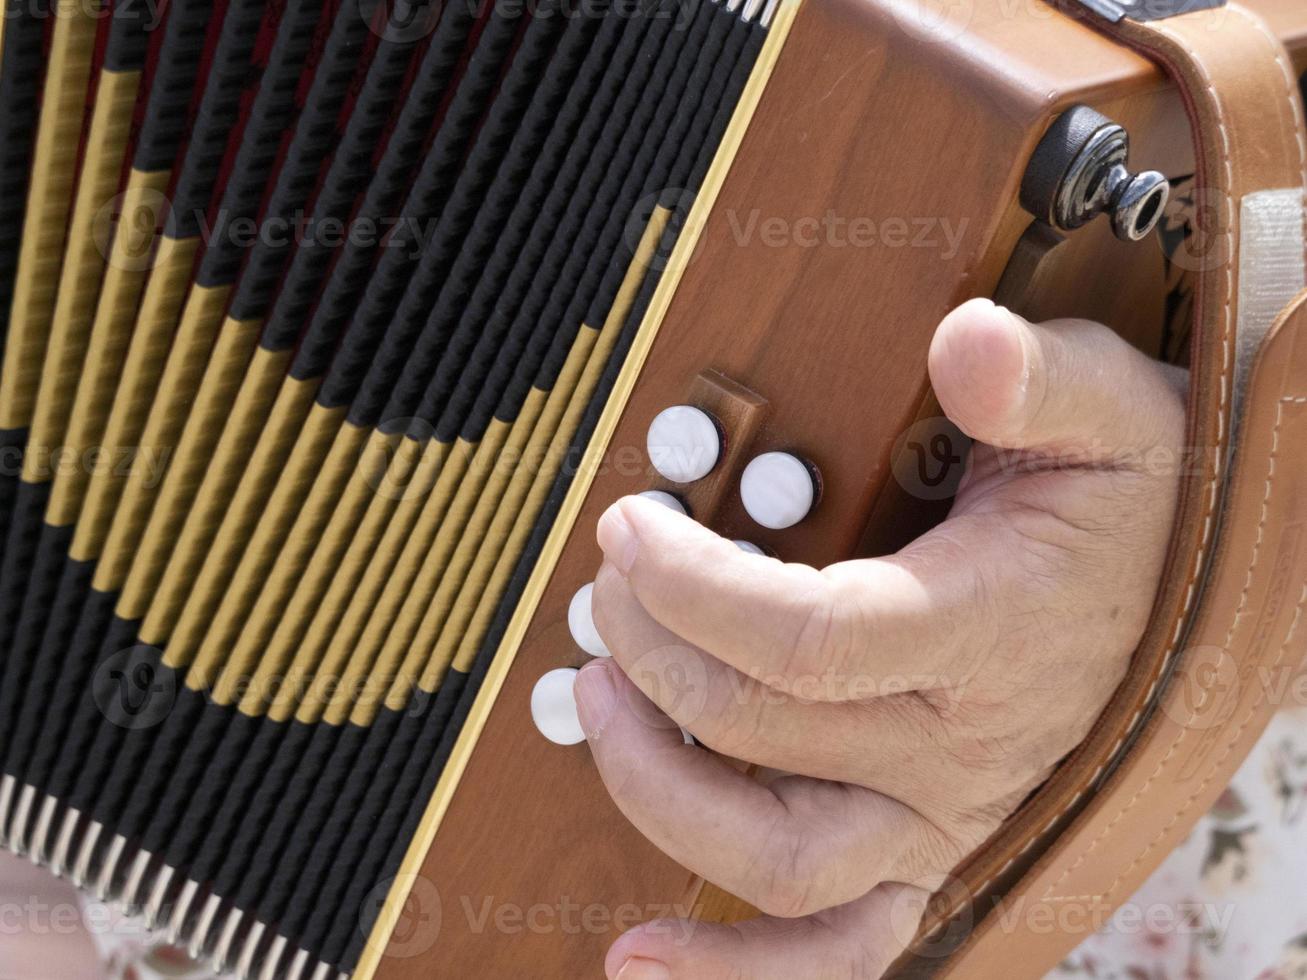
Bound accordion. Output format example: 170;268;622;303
0;0;1304;976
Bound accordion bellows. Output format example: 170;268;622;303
0;0;769;975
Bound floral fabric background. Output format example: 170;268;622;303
1051;705;1307;980
83;905;218;980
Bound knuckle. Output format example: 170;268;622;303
752;823;824;919
1001;505;1125;609
843;933;886;980
697;690;764;760
908;825;972;881
939;724;1016;778
786;573;854;682
924;728;1049;836
591;565;625;627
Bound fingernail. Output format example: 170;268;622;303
574;660;618;738
615;957;670;980
597;504;639;574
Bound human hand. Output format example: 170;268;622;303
573;298;1189;979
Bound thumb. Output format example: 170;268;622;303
928;298;1185;458
604;883;928;980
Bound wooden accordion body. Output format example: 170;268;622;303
0;0;1302;977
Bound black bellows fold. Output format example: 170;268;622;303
0;0;768;976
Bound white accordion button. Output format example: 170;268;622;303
567;582;610;658
740;452;816;529
638;489;687;515
646;405;720;483
531;668;586;745
734;540;766;555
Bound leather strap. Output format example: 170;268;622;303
892;4;1307;975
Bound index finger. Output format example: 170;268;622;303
595;494;996;691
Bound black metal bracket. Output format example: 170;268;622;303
1020;105;1170;243
1072;0;1223;23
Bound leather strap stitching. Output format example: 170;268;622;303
1226;4;1307;250
1039;14;1271;898
1042;11;1307;901
1085;395;1304;899
923;8;1304;943
954;16;1240;913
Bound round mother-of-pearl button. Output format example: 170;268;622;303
733;540;767;555
740;452;816;529
531;668;585;745
567;582;610;657
646;405;720;483
638;489;688;515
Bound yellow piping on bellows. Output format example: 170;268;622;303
119;316;264;621
441;215;657;679
173;396;343;686
0;0;98;431
279;436;451;726
216;426;399;715
140;346;297;651
350;2;802;972
408;327;600;699
94;282;232;594
333;421;512;724
22;68;141;485
45;170;171;528
69;235;199;562
251;433;430;722
373;389;553;717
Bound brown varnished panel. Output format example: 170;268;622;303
376;1;1307;977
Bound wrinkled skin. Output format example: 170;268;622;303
574;298;1188;980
